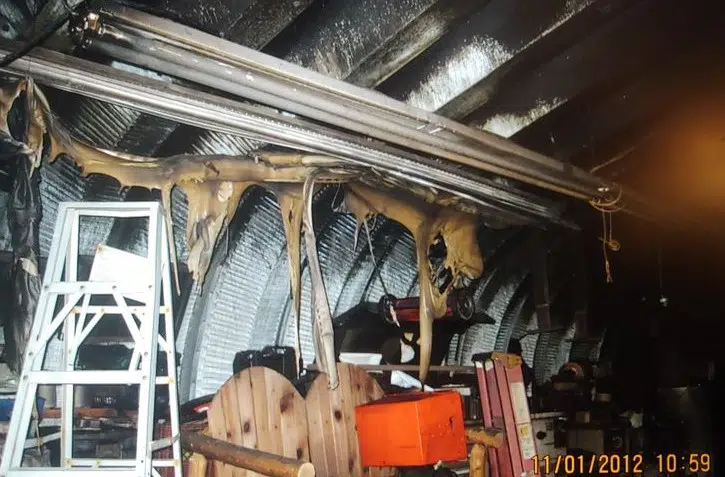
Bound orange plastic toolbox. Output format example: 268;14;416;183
354;390;467;467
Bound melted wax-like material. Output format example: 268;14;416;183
344;183;483;383
3;79;484;387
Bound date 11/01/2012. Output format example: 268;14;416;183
533;453;711;474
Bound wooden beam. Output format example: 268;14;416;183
180;431;315;477
465;428;504;448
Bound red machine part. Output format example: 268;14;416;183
379;289;475;323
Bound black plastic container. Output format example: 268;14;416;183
232;345;297;381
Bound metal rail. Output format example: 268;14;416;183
0;41;572;226
77;5;659;218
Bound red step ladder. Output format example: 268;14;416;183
472;352;539;477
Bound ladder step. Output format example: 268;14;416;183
72;305;150;315
151;435;179;452
27;371;144;385
4;469;137;476
69;459;177;468
45;282;152;295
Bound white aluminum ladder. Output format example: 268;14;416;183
0;202;182;477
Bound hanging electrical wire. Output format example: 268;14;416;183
589;186;622;284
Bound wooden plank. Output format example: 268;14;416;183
209;368;309;477
345;364;391;477
220;373;246;477
234;371;259;459
277;374;310;464
328;364;352;477
305;369;339;477
188;453;208;477
208;392;230;477
307;363;394;477
250;367;273;453
337;364;360;477
261;368;285;458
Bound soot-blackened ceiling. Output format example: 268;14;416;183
1;0;724;399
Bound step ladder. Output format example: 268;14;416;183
0;202;182;477
472;352;539;477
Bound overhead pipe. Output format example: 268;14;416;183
0;42;569;227
72;5;660;219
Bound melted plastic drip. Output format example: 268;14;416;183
344;183;483;384
2;79;484;385
271;183;305;374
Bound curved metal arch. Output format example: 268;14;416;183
494;275;532;351
532;274;575;383
447;227;528;362
459;270;529;364
240;187;341;346
366;232;417;301
178;186;266;399
455;228;549;362
272;186;362;349
511;298;536;341
568;333;605;363
474;229;533;310
332;217;404;315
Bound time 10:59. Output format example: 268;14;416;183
656;453;710;473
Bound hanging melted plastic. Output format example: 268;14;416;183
0;79;485;386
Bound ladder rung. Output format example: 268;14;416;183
45;282;152;295
4;469;137;476
27;371;144;385
69;459;177;468
151;435;179;452
72;306;149;315
69;459;135;468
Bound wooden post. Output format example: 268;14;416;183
464;428;504;448
188;453;209;477
469;444;487;477
181;431;315;477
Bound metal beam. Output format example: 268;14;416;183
512;73;672;162
466;0;698;138
74;5;666;220
378;0;600;114
346;0;484;88
0;42;564;226
226;0;315;50
439;0;636;121
268;0;440;80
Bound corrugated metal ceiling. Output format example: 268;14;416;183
4;0;719;397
